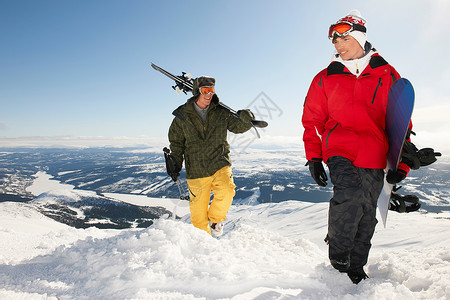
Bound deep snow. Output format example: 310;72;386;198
0;172;449;299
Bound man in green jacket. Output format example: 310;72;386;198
168;76;255;236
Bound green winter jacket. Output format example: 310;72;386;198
168;94;253;179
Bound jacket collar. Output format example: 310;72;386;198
172;94;220;119
328;51;389;76
186;93;220;107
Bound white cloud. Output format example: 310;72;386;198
423;0;450;40
413;103;450;124
0;135;169;150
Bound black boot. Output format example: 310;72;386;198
330;255;350;272
347;268;368;284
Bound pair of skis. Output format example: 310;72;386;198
151;63;268;136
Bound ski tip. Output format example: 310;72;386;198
251;120;268;128
151;63;158;70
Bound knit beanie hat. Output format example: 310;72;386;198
192;76;215;96
333;9;367;49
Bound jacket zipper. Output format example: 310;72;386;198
371;78;383;104
326;123;338;148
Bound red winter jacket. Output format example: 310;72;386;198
302;53;410;174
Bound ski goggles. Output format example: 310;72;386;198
328;21;366;39
199;86;215;95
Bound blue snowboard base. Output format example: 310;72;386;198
377;78;415;227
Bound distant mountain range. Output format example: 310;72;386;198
0;147;448;228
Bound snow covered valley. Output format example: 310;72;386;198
0;148;449;299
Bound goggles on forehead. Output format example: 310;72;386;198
328;21;366;39
199;86;215;95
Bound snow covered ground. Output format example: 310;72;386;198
0;173;449;299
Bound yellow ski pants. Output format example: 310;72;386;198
187;166;236;234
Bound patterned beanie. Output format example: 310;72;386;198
334;9;367;49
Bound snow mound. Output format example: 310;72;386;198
0;200;449;299
0;202;116;265
0;218;322;299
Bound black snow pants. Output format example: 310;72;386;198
326;156;384;271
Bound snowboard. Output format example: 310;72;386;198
377;78;415;227
151;63;268;129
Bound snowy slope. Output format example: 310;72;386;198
0;167;449;299
1;194;450;299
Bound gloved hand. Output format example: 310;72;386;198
306;158;328;187
163;147;181;182
416;148;441;167
386;169;407;184
401;140;442;170
168;168;181;182
237;109;255;123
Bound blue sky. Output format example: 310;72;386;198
1;0;449;150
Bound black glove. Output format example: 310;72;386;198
386;169;407;184
401;141;420;169
417;148;441;166
168;168;180;182
163;147;181;182
401;140;442;169
389;192;421;213
237;109;255;123
306;158;328;187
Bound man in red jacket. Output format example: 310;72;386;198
302;10;411;284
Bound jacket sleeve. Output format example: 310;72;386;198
302;72;329;161
168;117;185;170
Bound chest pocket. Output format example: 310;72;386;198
371;78;383;104
366;75;391;126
